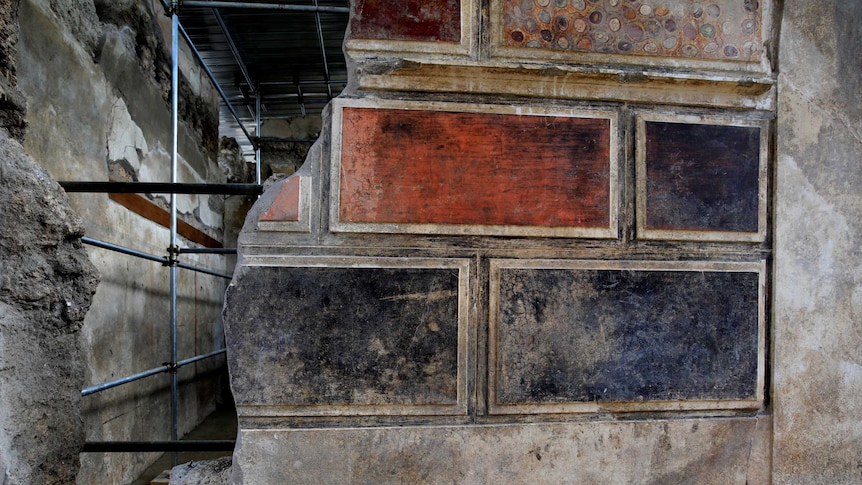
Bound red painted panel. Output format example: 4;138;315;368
350;0;461;43
261;176;301;222
338;108;611;228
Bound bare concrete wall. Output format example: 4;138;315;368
13;0;234;483
773;1;862;483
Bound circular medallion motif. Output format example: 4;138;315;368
707;4;721;18
502;0;763;61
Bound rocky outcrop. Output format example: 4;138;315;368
169;457;232;485
0;130;98;484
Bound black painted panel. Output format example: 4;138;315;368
644;121;761;232
495;268;760;405
226;266;460;407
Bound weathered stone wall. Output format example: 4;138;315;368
773;1;862;483
257;116;322;179
12;0;233;482
0;0;25;141
225;0;781;483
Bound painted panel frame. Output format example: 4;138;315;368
235;255;473;418
489;0;773;75
257;175;313;233
636;112;769;242
488;259;767;415
329;98;620;239
345;0;477;57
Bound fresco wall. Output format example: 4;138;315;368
499;0;764;61
222;0;797;483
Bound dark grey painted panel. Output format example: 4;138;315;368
495;268;760;405
644;121;761;233
226;266;460;407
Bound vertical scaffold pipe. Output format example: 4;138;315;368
169;4;180;468
255;92;262;185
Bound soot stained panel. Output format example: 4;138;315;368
227;266;461;409
643;121;762;234
493;266;760;408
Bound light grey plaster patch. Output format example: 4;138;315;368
773;118;862;485
773;1;862;481
17;0;112;180
232;418;760;484
779;2;862;148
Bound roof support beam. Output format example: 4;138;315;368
312;0;333;99
180;1;350;13
177;21;256;145
212;8;256;94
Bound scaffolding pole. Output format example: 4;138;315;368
181;1;350;13
212;8;255;94
170;5;181;466
177;22;255;146
81;237;232;279
179;247;237;254
59;181;263;195
255;92;262;184
81;350;227;397
82;440;236;453
312;0;333;100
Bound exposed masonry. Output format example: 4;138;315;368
223;0;782;482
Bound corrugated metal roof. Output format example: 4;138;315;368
176;0;350;158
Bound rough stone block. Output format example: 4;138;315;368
231;417;766;484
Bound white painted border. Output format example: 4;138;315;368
635;112;769;243
237;255;472;418
329;97;620;239
487;259;766;415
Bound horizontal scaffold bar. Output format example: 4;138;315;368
81;440;236;452
81;349;227;397
60;181;263;195
81;237;233;279
180;1;350;13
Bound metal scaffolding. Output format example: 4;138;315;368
68;0;348;468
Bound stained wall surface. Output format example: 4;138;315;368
773;1;862;483
220;0;862;483
14;0;234;483
225;0;784;483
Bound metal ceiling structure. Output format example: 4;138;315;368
173;0;351;159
